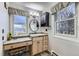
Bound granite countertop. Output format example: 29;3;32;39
3;37;32;45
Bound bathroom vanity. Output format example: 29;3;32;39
30;34;48;55
3;33;48;56
3;37;32;56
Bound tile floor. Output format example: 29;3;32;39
35;51;57;56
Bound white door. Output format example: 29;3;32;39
0;3;8;56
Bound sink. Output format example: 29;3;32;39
29;32;42;34
29;32;47;34
30;32;48;37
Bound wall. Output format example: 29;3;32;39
0;2;8;55
23;2;44;11
48;2;79;56
8;2;48;34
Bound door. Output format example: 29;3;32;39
0;2;8;56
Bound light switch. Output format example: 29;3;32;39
2;29;4;34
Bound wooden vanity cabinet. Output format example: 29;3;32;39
3;41;32;50
32;36;43;55
37;37;43;53
32;37;39;55
32;35;48;55
3;41;32;56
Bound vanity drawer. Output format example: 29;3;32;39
4;41;32;50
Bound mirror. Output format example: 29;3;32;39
29;17;39;32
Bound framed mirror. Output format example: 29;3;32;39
29;17;39;32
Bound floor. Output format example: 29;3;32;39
35;51;57;56
4;50;58;56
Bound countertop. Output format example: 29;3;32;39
3;33;48;45
3;37;32;45
30;33;48;37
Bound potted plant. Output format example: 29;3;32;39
7;32;12;41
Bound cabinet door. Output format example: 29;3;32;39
32;37;43;55
32;37;38;55
43;36;48;51
37;37;43;53
45;36;48;50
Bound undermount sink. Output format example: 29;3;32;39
30;32;48;37
29;32;42;34
30;32;47;34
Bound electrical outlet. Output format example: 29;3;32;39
2;36;4;40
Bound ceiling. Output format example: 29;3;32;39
23;2;53;6
11;2;57;11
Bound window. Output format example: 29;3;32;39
55;3;76;36
13;15;28;36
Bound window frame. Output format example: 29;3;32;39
54;2;77;38
9;14;29;37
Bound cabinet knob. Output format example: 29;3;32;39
37;41;40;43
11;46;13;48
26;43;28;45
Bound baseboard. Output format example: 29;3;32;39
47;50;58;56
